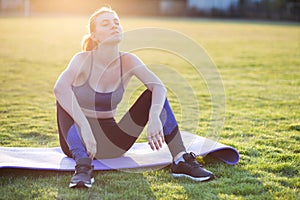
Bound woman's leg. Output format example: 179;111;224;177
57;102;89;160
118;89;186;159
57;102;93;188
56;102;73;158
57;90;186;160
160;99;187;159
66;124;89;161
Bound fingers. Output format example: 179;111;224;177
87;151;94;159
149;136;159;150
148;131;164;151
87;143;97;160
155;133;163;148
148;139;155;151
159;131;165;143
87;150;95;160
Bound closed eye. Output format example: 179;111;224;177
101;19;109;26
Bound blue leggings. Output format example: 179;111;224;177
57;90;186;161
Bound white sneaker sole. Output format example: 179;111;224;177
172;173;211;182
69;177;95;188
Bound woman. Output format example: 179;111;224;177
54;7;214;188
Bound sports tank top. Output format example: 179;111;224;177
72;52;124;112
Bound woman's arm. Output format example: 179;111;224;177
125;53;167;150
53;53;96;158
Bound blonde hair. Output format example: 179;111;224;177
81;6;118;51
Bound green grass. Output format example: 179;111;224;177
0;16;299;199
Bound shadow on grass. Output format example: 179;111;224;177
171;157;273;200
58;170;159;199
0;157;276;200
0;168;158;200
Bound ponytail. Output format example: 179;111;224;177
81;34;97;51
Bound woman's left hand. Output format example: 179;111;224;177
147;116;165;150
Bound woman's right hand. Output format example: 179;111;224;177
81;126;97;159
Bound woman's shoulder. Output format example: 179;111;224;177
67;51;91;69
120;51;135;60
120;52;144;68
71;51;91;63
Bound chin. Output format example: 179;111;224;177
103;36;122;45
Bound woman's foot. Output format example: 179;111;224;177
69;158;94;188
171;152;215;182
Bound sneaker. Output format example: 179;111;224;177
171;152;215;182
69;158;95;188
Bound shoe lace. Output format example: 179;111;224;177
186;152;202;168
75;164;91;175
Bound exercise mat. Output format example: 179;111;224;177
0;131;239;171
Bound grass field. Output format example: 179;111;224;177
0;15;299;200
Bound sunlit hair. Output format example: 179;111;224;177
81;6;118;51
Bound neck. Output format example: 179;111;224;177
93;43;119;68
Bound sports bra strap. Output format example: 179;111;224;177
87;51;93;80
119;52;123;85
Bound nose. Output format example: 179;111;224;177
111;22;118;29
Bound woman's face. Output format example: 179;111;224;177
92;12;122;45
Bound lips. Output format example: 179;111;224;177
111;31;119;35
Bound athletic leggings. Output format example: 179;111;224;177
57;90;186;161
